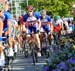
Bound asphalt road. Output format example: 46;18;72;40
11;52;47;71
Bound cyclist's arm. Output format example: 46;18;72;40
14;21;18;34
14;21;18;30
50;22;54;34
22;15;28;32
47;16;53;33
38;19;41;31
0;18;3;36
7;20;11;35
61;21;64;30
22;22;26;32
65;22;69;33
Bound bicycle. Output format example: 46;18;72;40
23;32;38;65
40;22;53;58
40;32;53;58
22;32;30;58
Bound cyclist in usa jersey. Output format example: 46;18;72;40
3;1;11;36
23;5;41;57
3;1;15;56
40;10;54;40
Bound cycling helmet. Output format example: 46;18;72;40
26;5;33;11
40;10;46;16
54;16;60;20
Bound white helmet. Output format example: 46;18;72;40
40;10;46;16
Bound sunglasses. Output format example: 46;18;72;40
29;11;32;12
28;10;33;13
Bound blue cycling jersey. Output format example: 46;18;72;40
3;11;11;33
23;12;40;34
40;15;51;34
40;15;51;22
23;12;40;22
1;15;5;21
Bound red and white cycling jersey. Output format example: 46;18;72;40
25;16;39;27
52;19;62;32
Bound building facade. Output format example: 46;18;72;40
9;0;25;19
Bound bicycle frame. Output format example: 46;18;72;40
22;32;38;65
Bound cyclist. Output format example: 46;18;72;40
3;1;11;35
11;16;18;58
0;4;5;48
52;16;62;43
68;20;74;34
23;5;41;57
3;1;15;67
62;19;69;35
18;15;24;53
40;10;54;42
53;16;62;33
3;1;15;48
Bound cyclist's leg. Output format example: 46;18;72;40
0;40;3;48
0;36;6;49
33;25;41;48
8;37;13;48
39;26;45;43
44;25;54;44
33;25;41;57
13;37;16;59
26;26;33;40
43;25;51;39
14;36;18;58
41;26;50;52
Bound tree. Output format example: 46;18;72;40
20;0;73;17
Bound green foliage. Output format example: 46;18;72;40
20;0;74;17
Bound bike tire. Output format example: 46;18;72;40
30;43;38;65
24;42;29;58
